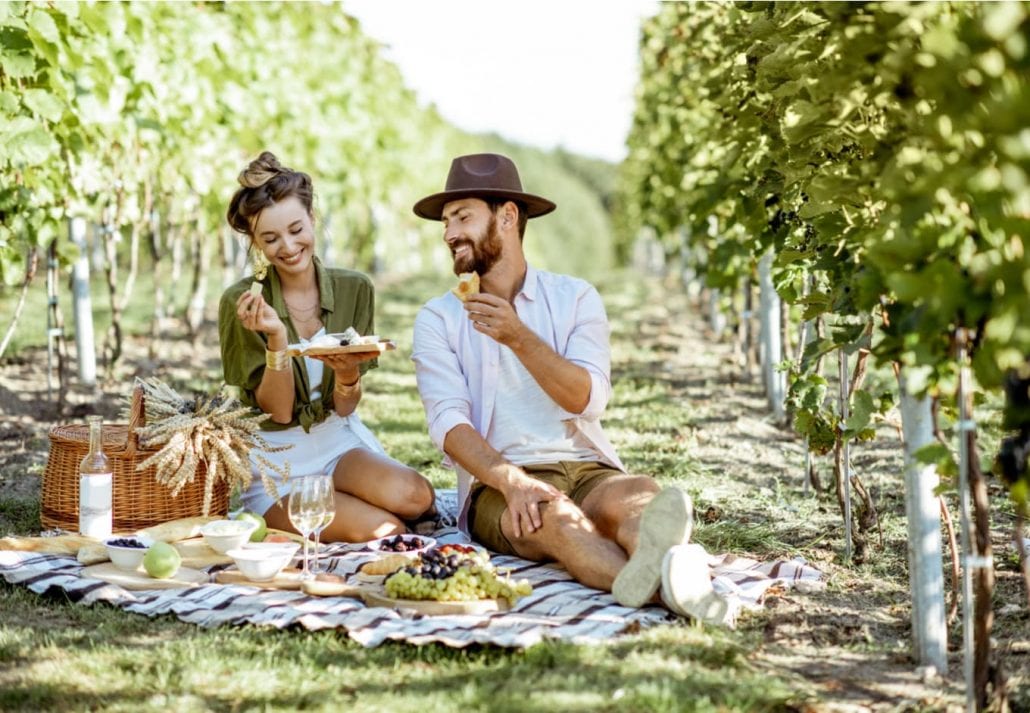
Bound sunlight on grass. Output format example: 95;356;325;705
0;270;823;712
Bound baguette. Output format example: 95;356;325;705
0;534;98;556
451;272;480;302
359;553;412;576
137;516;221;543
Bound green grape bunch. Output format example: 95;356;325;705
384;545;533;605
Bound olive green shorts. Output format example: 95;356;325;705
467;461;623;555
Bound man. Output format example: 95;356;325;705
411;153;727;622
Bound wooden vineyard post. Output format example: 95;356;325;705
957;329;998;712
898;370;948;674
708;288;727;338
69;217;97;387
837;350;854;562
758;250;785;422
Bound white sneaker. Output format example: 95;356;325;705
660;544;730;625
612;485;694;608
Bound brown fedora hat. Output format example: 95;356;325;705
413;153;556;221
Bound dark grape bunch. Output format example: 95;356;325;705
385;545;532;604
997;369;1030;485
107;538;147;549
997;435;1028;485
399;546;476;580
378;534;427;552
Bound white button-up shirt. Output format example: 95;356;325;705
412;265;625;532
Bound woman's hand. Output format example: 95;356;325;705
312;351;379;385
236;291;287;345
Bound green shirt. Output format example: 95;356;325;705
218;257;377;432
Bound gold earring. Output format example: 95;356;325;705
251;249;269;281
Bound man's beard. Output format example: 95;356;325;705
452;213;503;276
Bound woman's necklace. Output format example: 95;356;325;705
284;293;321;320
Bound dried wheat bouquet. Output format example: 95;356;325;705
127;378;291;514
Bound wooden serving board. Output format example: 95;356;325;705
286;339;395;358
173;538;234;569
214;567;304;590
363;590;510;615
81;562;208;590
300;577;510;615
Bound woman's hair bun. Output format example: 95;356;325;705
238;151;286;189
226;151;314;237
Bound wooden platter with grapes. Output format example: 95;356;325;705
301;543;533;615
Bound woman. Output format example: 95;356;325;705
218;151;435;542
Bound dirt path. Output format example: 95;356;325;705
609;276;1028;712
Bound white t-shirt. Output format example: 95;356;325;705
485;344;599;464
298;328;327;400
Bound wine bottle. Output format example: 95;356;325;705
79;415;113;539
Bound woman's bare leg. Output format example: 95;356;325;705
263;491;407;543
333;448;435;521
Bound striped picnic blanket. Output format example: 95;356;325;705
0;491;822;648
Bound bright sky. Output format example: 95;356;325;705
341;0;660;164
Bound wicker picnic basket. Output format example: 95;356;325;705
40;385;229;532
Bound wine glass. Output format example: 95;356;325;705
309;475;336;574
287;476;323;581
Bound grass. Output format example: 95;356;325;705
0;270;820;711
0;498;39;535
0;582;802;712
7;269;1019;710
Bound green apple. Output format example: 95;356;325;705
143;542;182;579
235;511;267;542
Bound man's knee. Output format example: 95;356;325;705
502;498;591;558
589;474;659;514
539;497;592;534
578;474;661;543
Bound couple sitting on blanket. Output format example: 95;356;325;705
218;151;729;624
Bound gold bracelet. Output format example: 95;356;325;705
334;376;361;398
265;349;290;372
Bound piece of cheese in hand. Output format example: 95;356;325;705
249;281;263;297
451;272;480;302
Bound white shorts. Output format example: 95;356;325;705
241;411;386;516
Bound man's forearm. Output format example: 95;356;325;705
443;424;524;494
509;329;591;414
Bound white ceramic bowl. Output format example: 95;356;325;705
225;542;300;582
366;533;436;556
103;536;153;571
201;519;259;555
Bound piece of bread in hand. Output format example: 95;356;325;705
451;272;480;302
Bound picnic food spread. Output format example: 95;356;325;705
367;533;434;553
384;544;532;606
286;326;395;357
3;516;533;613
